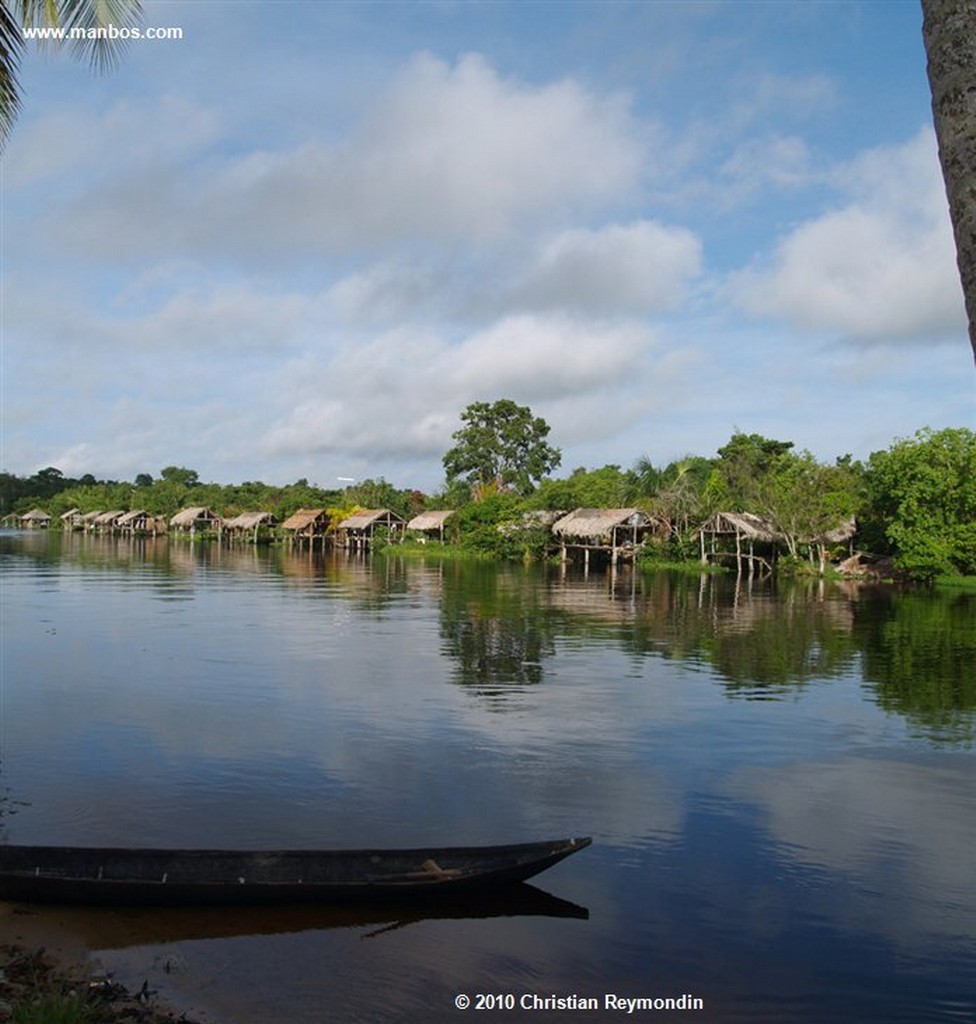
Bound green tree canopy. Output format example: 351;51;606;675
863;427;976;578
442;400;561;497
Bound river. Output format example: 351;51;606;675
1;530;974;1023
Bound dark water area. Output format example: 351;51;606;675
1;530;974;1023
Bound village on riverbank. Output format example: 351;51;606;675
3;419;974;584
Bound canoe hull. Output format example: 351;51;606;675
0;838;591;906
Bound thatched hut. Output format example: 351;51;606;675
337;509;405;549
280;508;331;546
92;510;126;532
170;507;223;535
225;511;279;543
20;508;51;529
551;508;661;568
117;509;147;533
80;510;103;531
694;512;783;576
406;510;454;543
60;508;84;529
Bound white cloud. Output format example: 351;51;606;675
718;134;815;202
30;52;645;265
260;315;666;466
515;221;702;315
730;128;967;342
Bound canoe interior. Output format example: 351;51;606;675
0;837;592;906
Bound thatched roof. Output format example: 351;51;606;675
170;506;222;528
116;509;147;527
280;508;328;531
225;511;278;529
407;510;454;531
20;508;51;522
80;510;103;523
552;508;655;539
94;509;126;525
339;509;405;530
819;515;857;543
60;507;81;521
497;509;567;535
695;512;783;542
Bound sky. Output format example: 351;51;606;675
1;0;974;492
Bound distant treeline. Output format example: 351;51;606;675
2;427;974;581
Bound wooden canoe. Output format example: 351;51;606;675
0;837;592;906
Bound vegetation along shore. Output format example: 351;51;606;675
2;402;973;584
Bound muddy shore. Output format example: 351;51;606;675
1;905;203;1023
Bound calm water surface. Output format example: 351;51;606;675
1;531;974;1023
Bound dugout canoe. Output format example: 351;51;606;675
0;837;592;906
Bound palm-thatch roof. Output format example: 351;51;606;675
338;509;405;530
116;509;148;527
60;507;82;522
497;509;567;535
20;508;51;523
170;507;222;529
694;512;783;543
280;508;329;532
407;510;454;532
94;510;126;526
819;515;857;544
552;508;656;540
225;511;278;530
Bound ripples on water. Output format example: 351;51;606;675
1;531;974;1023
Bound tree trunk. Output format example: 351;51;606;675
922;0;976;363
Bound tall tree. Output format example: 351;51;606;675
863;426;976;578
922;0;976;362
442;399;561;497
1;0;143;147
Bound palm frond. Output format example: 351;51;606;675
0;0;142;146
59;0;143;71
0;0;25;146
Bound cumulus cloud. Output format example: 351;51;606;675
260;315;664;464
31;52;645;265
729;127;967;341
515;221;702;315
326;220;703;325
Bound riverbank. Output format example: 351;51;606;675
1;907;201;1024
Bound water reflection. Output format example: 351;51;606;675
2;533;975;1023
4;532;974;742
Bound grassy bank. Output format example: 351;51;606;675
0;945;196;1024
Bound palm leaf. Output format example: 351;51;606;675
0;0;141;146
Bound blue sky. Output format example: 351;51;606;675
2;0;973;490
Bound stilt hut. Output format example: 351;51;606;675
337;509;405;549
406;510;454;543
552;508;660;569
80;510;103;531
92;510;126;533
694;512;782;576
117;509;149;534
60;508;84;530
224;511;279;543
20;508;51;529
170;507;223;537
280;508;331;547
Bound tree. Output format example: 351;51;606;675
764;451;860;571
2;0;143;147
922;0;976;362
714;432;794;509
159;465;200;487
442;399;561;497
863;427;976;578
